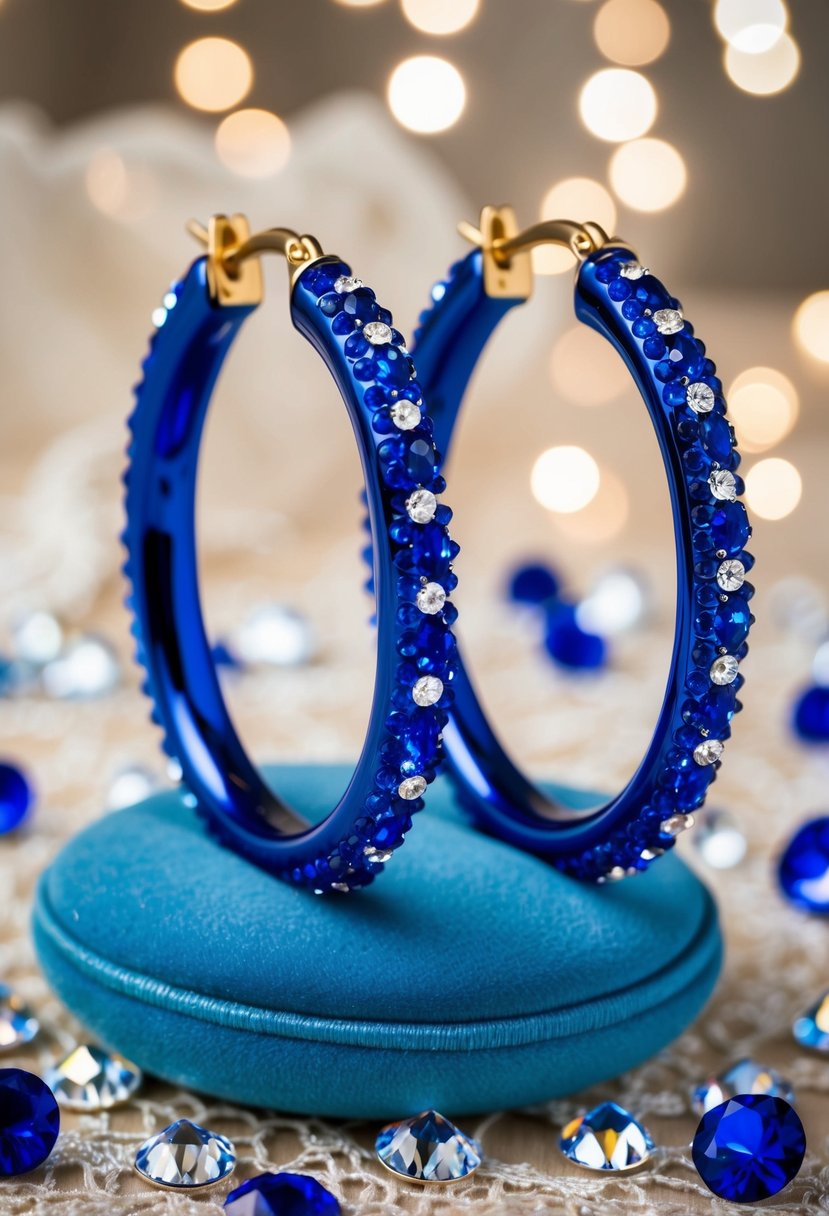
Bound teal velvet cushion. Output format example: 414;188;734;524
33;764;721;1118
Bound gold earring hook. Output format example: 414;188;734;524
187;214;326;306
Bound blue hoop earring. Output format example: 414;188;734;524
122;215;458;893
410;206;754;882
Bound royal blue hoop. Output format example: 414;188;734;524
410;245;754;880
123;253;458;892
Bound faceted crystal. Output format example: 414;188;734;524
234;604;314;667
793;686;829;742
717;559;745;591
135;1119;236;1189
406;489;437;524
398;775;427;800
694;738;724;766
45;1045;142;1111
693;808;747;869
391;401;421;430
793;990;829;1051
224;1171;340;1215
334;275;362;294
0;986;39;1051
778;816;829;912
709;469;737;502
560;1101;653;1172
714;594;752;651
375;1110;482;1183
660;813;693;837
416;582;446;615
692;1059;795;1117
363;321;393;346
692;1095;805;1202
0;1069;60;1177
710;655;739;685
653;308;684;335
412;675;443;706
687;382;715;413
619;260;647;280
0;763;34;836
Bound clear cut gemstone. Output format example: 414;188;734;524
45;1045;142;1111
233;604;314;667
686;382;715;413
398;775;427;800
334;275;363;294
709;469;738;502
12;611;63;666
375;1110;482;1183
717;559;745;592
134;1118;236;1189
794;990;829;1051
710;654;739;685
416;582;446;615
412;675;443;706
560;1101;654;1172
0;985;39;1051
406;489;437;524
390;400;421;431
619;260;647;280
692;1059;794;1117
42;634;120;699
653;308;684;335
660;813;694;837
693;808;747;869
363;321;393;345
106;764;162;810
694;738;724;766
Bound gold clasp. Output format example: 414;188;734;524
458;205;622;300
187;214;325;307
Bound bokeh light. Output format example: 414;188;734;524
609;137;686;212
744;457;802;520
549;326;630;405
794;291;829;363
531;446;601;514
215;109;291;178
333;0;386;6
593;0;670;66
550;467;630;544
401;0;480;35
535;177;617;275
728;367;799;452
180;0;240;10
714;0;787;53
578;68;657;142
387;55;466;133
85;150;158;221
174;37;253;112
724;33;800;96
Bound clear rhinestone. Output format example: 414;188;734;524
576;567;647;636
717;559;745;592
694;738;724;766
363;321;393;345
693;808;747;869
660;813;693;837
376;1110;482;1183
398;775;427;800
334;275;363;294
710;654;739;685
653;308;684;335
106;764;162;810
560;1101;654;1172
416;582;446;615
45;1045;142;1111
709;469;738;502
364;846;394;862
134;1118;236;1189
12;612;63;666
692;1059;796;1117
233;604;314;667
0;985;39;1051
686;382;715;413
412;675;443;706
619;260;647;280
41;634;120;699
390;400;421;430
793;990;829;1052
606;866;626;881
406;489;437;524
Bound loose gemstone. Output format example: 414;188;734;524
694;738;724;766
224;1171;340;1215
233;604;314;667
134;1118;236;1189
560;1101;653;1172
0;986;39;1051
44;1045;142;1111
0;1068;60;1177
412;675;443;706
692;1059;795;1116
390;401;421;430
653;308;684;335
577;568;646;636
406;489;437;524
709;469;738;502
710;655;739;685
508;562;559;605
793;686;829;742
693;808;747;869
416;582;446;615
41;634;120;699
619;260;647;280
660;813;693;837
334;275;362;294
687;382;716;414
691;1095;805;1203
12;611;63;666
363;321;393;345
106;764;162;810
544;603;607;670
0;762;34;835
778;816;829;913
375;1109;482;1183
793;990;829;1051
398;775;427;800
717;559;745;591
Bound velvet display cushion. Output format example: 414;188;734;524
33;764;721;1119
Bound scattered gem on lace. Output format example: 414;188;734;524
794;990;829;1050
710;654;739;685
363;321;393;345
653;307;684;335
406;489;437;524
398;776;427;800
694;738;724;766
391;400;421;430
692;1095;805;1203
224;1171;340;1214
45;1045;142;1111
134;1118;236;1189
559;1101;653;1172
0;762;34;836
12;612;64;666
334;275;362;294
717;559;745;591
692;808;747;869
106;764;163;810
233;604;315;667
778;815;829;912
412;676;443;707
686;382;716;414
42;634;121;699
0;985;39;1051
416;582;446;615
709;469;738;502
0;1068;60;1177
692;1059;795;1116
375;1109;482;1183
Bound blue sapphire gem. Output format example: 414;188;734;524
0;1068;60;1176
778;816;829;912
341;286;377;324
793;685;829;741
793;990;829;1051
0;761;34;835
686;685;736;734
714;594;752;652
372;346;414;391
224;1171;340;1214
375;1109;482;1182
692;1095;806;1203
544;603;607;670
699;414;734;464
508;561;559;605
708;502;751;556
560;1101;653;1171
692;1059;796;1116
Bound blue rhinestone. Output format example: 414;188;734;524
376;1109;482;1182
0;762;34;835
560;1101;653;1171
0;1068;60;1176
793;990;829;1051
692;1095;805;1203
778;816;829;912
224;1171;340;1215
342;287;377;324
373;346;414;390
714;593;752;651
793;685;829;741
659;760;712;809
700;415;734;463
692;1059;796;1116
687;685;736;734
409;521;456;578
508;562;559;605
544;603;607;670
700;502;751;557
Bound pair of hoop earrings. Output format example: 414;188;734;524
123;206;754;894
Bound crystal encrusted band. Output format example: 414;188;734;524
409;245;754;881
123;254;458;892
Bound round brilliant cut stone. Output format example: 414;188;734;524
334;275;362;294
390;400;421;430
691;1095;805;1202
363;321;393;346
710;654;739;685
653;308;684;335
560;1101;653;1172
406;488;437;524
375;1109;482;1182
412;675;443;706
692;1059;795;1117
694;738;724;766
693;808;747;869
398;775;427;800
0;987;38;1052
0;1068;60;1177
793;990;829;1050
709;469;738;502
416;582;446;615
134;1118;236;1189
687;382;716;413
717;559;745;592
224;1171;340;1215
778;816;829;913
44;1045;142;1111
619;260;647;280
